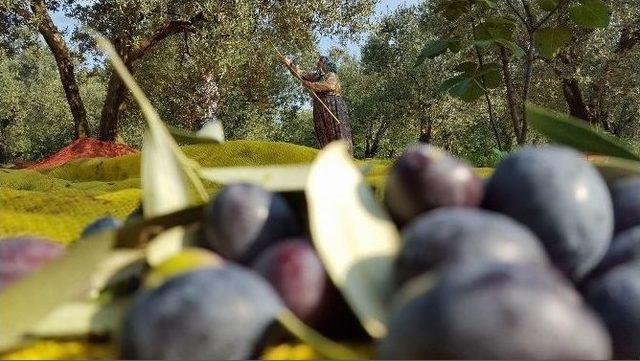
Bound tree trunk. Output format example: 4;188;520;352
468;0;503;149
97;15;204;141
31;1;89;138
556;27;640;127
562;78;593;122
499;47;524;144
419;116;432;143
99;72;128;141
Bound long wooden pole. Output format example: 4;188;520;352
270;42;341;125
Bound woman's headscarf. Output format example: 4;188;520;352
319;56;338;73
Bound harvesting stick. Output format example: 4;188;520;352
270;41;341;125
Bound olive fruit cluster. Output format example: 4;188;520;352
8;143;640;359
382;144;640;359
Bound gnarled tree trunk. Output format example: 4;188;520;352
30;1;89;138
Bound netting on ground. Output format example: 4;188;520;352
0;140;320;244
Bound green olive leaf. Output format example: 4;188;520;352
141;128;192;216
28;299;129;338
0;230;115;351
535;26;572;59
90;249;145;296
527;103;640;161
306;141;401;338
146;226;189;267
115;205;204;248
96;35;207;218
96;34;209;266
200;164;311;191
589;155;640;182
168;121;225;145
569;0;611;28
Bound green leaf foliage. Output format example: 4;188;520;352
440;62;502;101
569;0;611;28
537;0;559;11
476;0;498;9
436;0;469;20
454;61;479;73
589;156;640;182
535;26;573;59
479;63;502;89
200;164;311;192
168;124;223;145
439;75;468;93
306;142;401;338
476;18;517;41
416;38;461;65
450;78;485;102
494;39;526;59
527;103;640;161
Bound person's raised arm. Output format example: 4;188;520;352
280;57;318;81
302;72;338;92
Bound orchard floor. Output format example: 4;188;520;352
0;140;492;359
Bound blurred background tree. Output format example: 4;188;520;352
0;0;638;166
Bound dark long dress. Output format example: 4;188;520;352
297;68;353;155
312;94;353;154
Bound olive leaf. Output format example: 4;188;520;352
535;26;572;59
435;0;469;21
527;103;640;161
96;34;209;267
168;121;225;145
569;0;610;28
141;128;192;216
589;155;640;182
200;164;311;192
415;38;461;66
146;226;189;267
276;310;363;360
115;205;205;248
0;230;115;351
537;0;558;11
28;299;129;338
476;17;516;42
306;141;401;338
96;35;208;218
89;249;145;296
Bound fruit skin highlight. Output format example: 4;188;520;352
394;207;548;288
0;236;65;290
202;183;301;264
384;144;483;226
482;146;613;281
380;263;612;359
120;266;283;360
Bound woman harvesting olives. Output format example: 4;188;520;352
280;55;354;155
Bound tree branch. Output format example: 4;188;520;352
504;0;528;26
1;3;32;21
128;11;206;63
531;0;566;32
